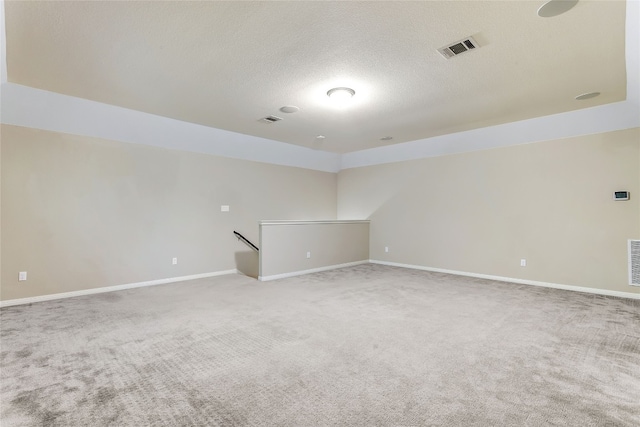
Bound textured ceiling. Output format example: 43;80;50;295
5;1;627;153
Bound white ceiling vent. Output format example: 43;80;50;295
259;115;283;124
437;36;480;59
629;240;640;286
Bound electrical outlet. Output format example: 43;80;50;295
221;205;230;212
19;271;27;281
520;259;526;267
385;246;389;253
172;257;178;265
306;251;311;259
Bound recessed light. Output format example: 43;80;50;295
279;106;300;113
537;0;579;18
380;136;393;141
575;92;600;100
327;87;355;105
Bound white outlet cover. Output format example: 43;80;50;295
19;271;27;281
520;259;527;267
385;246;389;253
221;205;230;212
306;252;311;258
172;258;178;265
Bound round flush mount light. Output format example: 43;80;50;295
575;91;600;100
327;87;356;105
537;0;579;18
380;136;393;141
279;105;300;113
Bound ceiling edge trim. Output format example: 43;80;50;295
2;82;637;174
1;0;6;83
625;0;639;105
340;100;640;170
0;83;341;173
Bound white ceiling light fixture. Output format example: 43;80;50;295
537;0;579;18
327;87;356;106
279;106;300;113
575;92;600;100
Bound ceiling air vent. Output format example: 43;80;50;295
437;36;480;59
629;240;640;286
259;115;283;124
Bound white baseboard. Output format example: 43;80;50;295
370;260;640;300
258;260;368;282
0;269;238;308
5;261;636;306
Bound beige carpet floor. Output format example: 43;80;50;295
1;264;639;426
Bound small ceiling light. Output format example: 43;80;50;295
316;135;326;140
575;92;600;100
380;136;393;141
279;106;300;113
537;0;579;18
327;87;356;105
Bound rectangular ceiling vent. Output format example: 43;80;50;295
629;240;640;286
259;115;283;124
437;36;480;59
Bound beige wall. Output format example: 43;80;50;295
338;128;640;294
1;125;337;300
3;124;638;300
259;221;369;279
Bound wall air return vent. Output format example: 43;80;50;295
259;115;283;124
437;36;480;59
629;240;640;286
